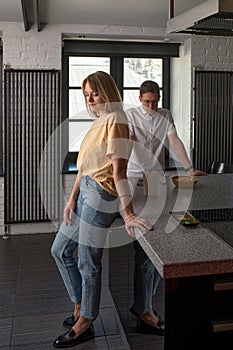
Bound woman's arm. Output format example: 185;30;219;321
64;172;82;225
111;157;153;237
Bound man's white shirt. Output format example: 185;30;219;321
126;105;177;178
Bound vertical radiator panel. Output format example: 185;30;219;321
4;69;61;224
194;71;233;172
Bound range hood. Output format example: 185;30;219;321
166;0;233;36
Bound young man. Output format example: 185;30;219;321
126;80;206;335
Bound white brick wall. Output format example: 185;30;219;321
1;23;61;69
191;35;233;71
0;22;166;70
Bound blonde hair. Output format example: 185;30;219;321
82;71;123;117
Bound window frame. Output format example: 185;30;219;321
62;39;180;171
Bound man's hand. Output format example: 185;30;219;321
189;168;208;176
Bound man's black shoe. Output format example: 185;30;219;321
129;305;164;326
129;305;164;330
129;305;160;317
137;317;164;336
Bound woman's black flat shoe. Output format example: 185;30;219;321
136;317;164;336
53;324;94;348
63;315;77;329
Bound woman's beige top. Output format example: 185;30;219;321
77;111;130;196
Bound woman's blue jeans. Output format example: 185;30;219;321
51;176;119;320
133;240;161;313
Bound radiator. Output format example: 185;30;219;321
194;71;233;172
4;69;61;224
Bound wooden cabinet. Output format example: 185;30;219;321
165;273;233;350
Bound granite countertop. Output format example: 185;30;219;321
132;173;233;279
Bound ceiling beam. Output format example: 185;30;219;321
21;0;30;31
36;0;41;31
169;0;174;19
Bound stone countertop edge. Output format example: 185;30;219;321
137;229;233;279
134;173;233;279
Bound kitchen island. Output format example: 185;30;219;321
109;173;233;350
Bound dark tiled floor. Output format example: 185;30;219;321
0;233;127;350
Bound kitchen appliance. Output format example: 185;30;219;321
189;208;233;248
167;0;233;36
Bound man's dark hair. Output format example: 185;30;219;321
139;80;160;96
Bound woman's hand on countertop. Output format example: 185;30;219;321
124;214;154;238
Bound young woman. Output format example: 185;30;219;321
51;71;153;348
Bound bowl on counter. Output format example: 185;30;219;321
172;175;198;188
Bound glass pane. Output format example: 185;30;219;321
69;120;94;152
123;90;162;109
69;57;110;87
69;90;88;119
123;90;140;109
124;58;162;87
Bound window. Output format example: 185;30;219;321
123;58;163;108
68;57;110;152
62;39;180;168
